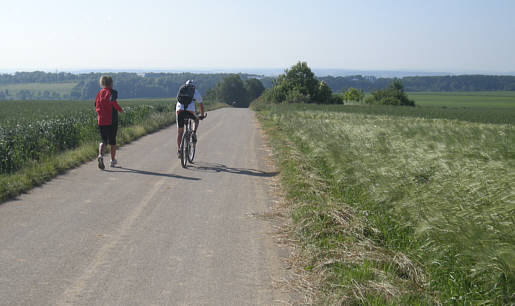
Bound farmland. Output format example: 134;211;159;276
256;100;514;304
408;91;515;108
0;82;77;99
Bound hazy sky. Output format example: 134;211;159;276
1;0;514;73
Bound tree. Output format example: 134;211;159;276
245;78;265;102
265;61;335;104
211;74;249;107
367;80;415;106
280;61;319;99
343;88;364;103
314;81;332;104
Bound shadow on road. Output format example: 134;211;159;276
189;162;279;178
105;167;201;181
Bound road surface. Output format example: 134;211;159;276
0;108;288;305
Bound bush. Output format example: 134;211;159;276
369;80;415;106
264;62;335;104
285;88;310;104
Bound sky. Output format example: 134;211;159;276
1;0;515;74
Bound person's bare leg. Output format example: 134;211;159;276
194;119;199;133
111;145;117;161
177;128;184;149
98;142;105;157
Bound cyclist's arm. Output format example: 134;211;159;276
194;90;204;118
199;103;205;118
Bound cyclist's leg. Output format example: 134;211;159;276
186;110;199;133
177;111;186;150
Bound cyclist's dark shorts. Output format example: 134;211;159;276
177;111;197;128
98;125;117;145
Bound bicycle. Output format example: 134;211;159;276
179;113;206;168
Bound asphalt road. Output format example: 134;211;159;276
0;108;287;305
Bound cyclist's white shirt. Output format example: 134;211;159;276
176;91;202;113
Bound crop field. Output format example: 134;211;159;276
408;91;515;108
0;99;178;174
0;98;174;123
0;82;77;98
257;103;514;304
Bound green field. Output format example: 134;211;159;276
257;103;514;304
0;99;178;174
0;82;77;98
0;98;174;123
408;91;515;108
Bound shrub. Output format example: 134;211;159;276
369;80;415;106
285;88;310;104
264;62;335;104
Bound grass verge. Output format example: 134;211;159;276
255;104;514;305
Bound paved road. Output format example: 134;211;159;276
0;108;287;305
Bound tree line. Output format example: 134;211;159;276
1;71;514;102
255;62;415;107
0;71;273;101
204;75;265;107
320;74;515;92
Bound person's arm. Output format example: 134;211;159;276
194;90;204;117
199;103;205;118
110;89;123;113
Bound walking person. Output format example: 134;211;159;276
95;75;123;169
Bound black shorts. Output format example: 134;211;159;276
177;111;198;128
98;125;117;145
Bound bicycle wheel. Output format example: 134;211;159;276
180;132;188;168
187;136;196;163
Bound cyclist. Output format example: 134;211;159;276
176;80;205;158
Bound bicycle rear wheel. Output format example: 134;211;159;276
180;132;188;168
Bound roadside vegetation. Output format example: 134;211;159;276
252;62;514;304
256;103;514;304
0;99;225;202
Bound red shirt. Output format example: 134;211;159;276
95;88;123;126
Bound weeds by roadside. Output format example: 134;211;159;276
256;104;514;304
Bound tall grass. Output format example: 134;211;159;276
258;104;514;304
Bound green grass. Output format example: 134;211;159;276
0;98;176;123
256;103;514;304
269;103;515;125
408;91;515;108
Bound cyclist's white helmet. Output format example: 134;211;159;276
186;80;195;87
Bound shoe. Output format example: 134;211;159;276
97;156;105;170
177;150;182;159
110;159;117;167
192;132;197;143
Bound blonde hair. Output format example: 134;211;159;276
99;75;113;88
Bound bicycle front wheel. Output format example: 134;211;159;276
188;137;196;163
